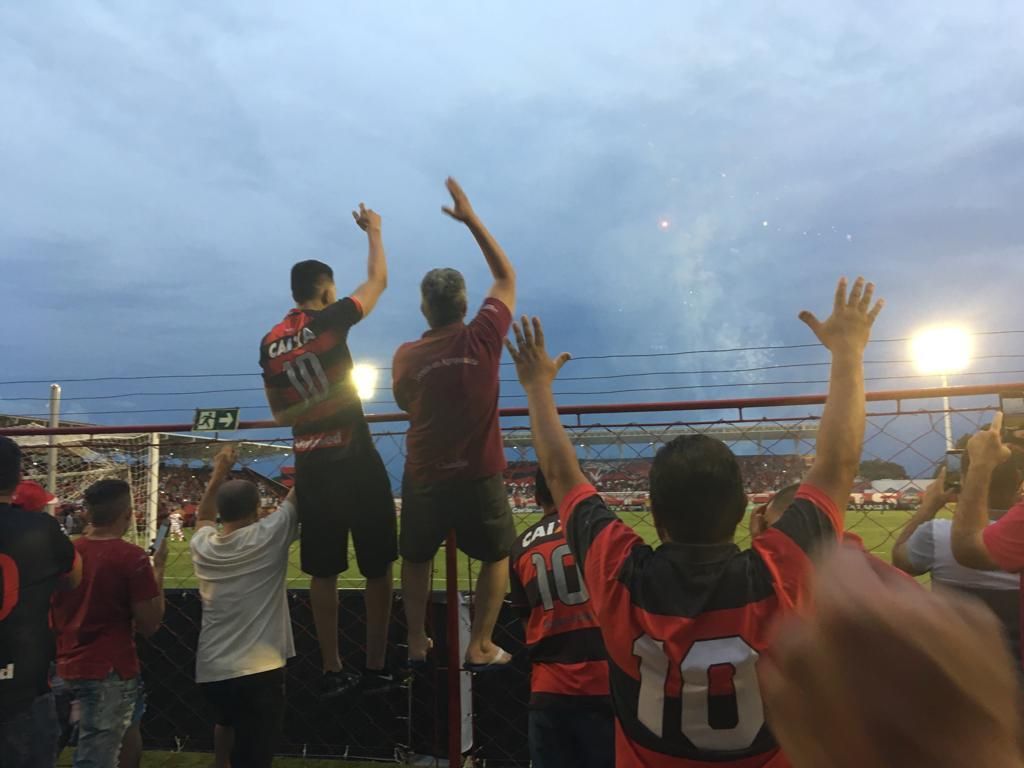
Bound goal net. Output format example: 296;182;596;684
14;433;158;545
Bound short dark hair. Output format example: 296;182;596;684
421;268;468;328
0;437;21;494
535;469;554;509
84;479;132;527
291;260;334;303
216;480;260;523
649;435;747;544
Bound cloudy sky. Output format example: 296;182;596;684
2;1;1023;457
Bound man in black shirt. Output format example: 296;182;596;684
0;436;81;767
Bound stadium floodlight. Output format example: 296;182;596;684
351;364;379;402
910;326;972;450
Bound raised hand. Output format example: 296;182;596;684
441;177;476;224
504;316;571;391
351;203;382;234
213;444;239;475
799;277;884;356
967;413;1012;469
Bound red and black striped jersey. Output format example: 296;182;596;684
509;512;610;709
560;482;841;767
259;297;371;457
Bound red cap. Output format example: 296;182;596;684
13;480;56;513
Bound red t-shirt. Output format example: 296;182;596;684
981;499;1024;661
392;298;511;484
52;538;160;680
509;513;610;708
560;482;841;767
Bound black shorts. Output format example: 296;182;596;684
400;473;516;563
294;448;398;578
201;668;285;768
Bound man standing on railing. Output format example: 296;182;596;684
393;178;517;670
189;445;297;768
505;277;883;766
260;203;398;699
509;469;613;768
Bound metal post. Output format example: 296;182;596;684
146;433;160;543
47;384;61;516
941;374;955;451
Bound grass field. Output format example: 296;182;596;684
158;506;923;590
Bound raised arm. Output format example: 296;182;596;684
195;445;238;531
442;178;516;312
505;317;581;505
349;203;388;317
801;277;885;518
951;414;1012;571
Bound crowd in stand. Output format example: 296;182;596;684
3;181;1024;768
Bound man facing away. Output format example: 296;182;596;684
505;276;883;766
509;469;613;768
189;445;297;768
393;178;517;670
0;437;82;768
892;458;1022;665
260;203;398;697
52;479;166;768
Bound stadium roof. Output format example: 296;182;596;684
0;414;291;463
501;422;818;448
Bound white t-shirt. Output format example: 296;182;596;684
190;499;298;683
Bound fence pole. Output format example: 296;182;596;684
445;530;461;767
46;384;61;515
146;433;160;542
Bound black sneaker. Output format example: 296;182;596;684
320;669;360;700
358;667;404;696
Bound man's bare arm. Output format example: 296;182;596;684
951;414;1011;570
802;277;885;518
442;178;516;312
350;203;388;317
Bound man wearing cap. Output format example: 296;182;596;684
393;178;517;670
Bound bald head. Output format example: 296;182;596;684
216;480;260;523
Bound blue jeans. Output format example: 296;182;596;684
67;674;139;768
0;692;60;768
528;706;615;768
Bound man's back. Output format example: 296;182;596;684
52;537;158;680
562;483;839;766
190;499;298;683
0;504;75;720
393;297;511;483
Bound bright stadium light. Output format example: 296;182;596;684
352;364;378;402
911;326;972;450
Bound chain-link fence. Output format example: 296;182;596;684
2;380;1018;766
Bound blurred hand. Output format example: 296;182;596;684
799;277;884;356
213;444;238;475
441;177;476;224
967;413;1012;469
351;202;381;234
920;468;956;516
759;546;1023;768
505;316;571;391
152;536;169;570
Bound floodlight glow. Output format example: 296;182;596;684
911;327;972;375
352;364;378;401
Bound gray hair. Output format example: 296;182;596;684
421;268;468;327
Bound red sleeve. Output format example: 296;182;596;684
126;548;160;604
559;483;645;617
982;501;1024;573
468;297;512;351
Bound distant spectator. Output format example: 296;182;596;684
509;470;613;768
892;461;1022;665
0;436;82;768
190;445;297;768
53;479;167;768
12;479;55;514
394;178;517;670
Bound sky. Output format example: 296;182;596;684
2;1;1023;472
